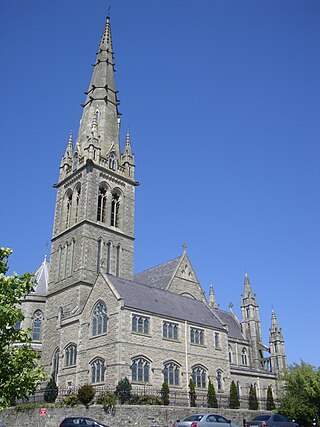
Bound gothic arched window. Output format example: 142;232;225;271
163;361;180;386
131;357;150;383
97;239;102;273
32;310;43;341
65;343;77;367
92;301;108;336
111;191;120;227
191;365;206;388
109;152;117;171
241;348;248;365
106;241;112;274
116;244;121;277
91;358;105;383
65;191;73;229
216;369;223;390
74;185;81;223
97;185;108;222
52;348;59;381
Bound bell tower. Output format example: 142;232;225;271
48;15;137;301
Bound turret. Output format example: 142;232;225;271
209;284;218;309
269;310;287;374
121;129;135;178
241;273;263;369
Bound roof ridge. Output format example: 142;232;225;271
134;255;181;276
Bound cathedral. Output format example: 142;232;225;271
21;15;287;406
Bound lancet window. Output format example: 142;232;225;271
91;358;105;383
111;191;120;227
32;310;43;341
92;301;108;336
131;357;150;383
163;361;180;386
191;365;206;388
97;185;108;222
65;344;77;367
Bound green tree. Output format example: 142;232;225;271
189;378;197;407
278;361;320;427
44;374;58;403
207;379;218;408
0;248;45;409
249;384;259;410
266;385;275;411
160;381;170;405
115;377;132;404
77;383;95;407
229;380;240;409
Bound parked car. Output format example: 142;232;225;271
59;418;109;427
174;414;239;427
245;414;299;427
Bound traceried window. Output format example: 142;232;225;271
190;327;204;345
92;301;108;336
65;344;77;367
111;191;120;227
32;310;43;341
163;321;178;340
52;348;59;381
216;369;223;390
97;185;107;222
109;152;117;171
191;365;206;388
65;192;73;228
74;186;81;223
241;348;248;365
131;357;150;383
91;358;105;383
132;314;149;335
163;361;180;386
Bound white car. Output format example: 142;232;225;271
174;414;239;427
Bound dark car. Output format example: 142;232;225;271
174;414;239;427
59;417;109;427
245;414;298;427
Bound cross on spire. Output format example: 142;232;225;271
182;242;187;252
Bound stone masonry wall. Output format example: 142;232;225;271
0;404;266;427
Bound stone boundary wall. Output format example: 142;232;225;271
0;404;265;427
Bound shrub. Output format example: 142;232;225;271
207;379;218;408
229;381;240;409
249;384;259;410
97;392;117;413
44;375;58;403
115;377;132;404
189;378;197;407
161;381;170;405
61;393;79;407
130;394;162;405
77;384;95;408
266;385;276;410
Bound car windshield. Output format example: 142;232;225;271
253;416;271;421
183;415;204;422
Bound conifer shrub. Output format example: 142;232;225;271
266;385;276;410
44;374;59;403
248;384;259;410
115;377;132;404
77;384;95;408
189;378;197;407
229;381;240;409
97;391;117;414
207;379;218;408
161;381;170;405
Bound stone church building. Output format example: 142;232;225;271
21;15;286;405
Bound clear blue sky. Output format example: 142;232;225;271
1;0;319;367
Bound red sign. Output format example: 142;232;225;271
40;408;47;416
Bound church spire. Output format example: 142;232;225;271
77;15;121;161
269;310;287;374
209;284;218;309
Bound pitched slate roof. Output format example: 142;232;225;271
106;274;225;330
134;257;180;290
212;308;247;341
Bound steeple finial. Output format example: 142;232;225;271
243;272;252;297
182;242;187;253
209;284;218;309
